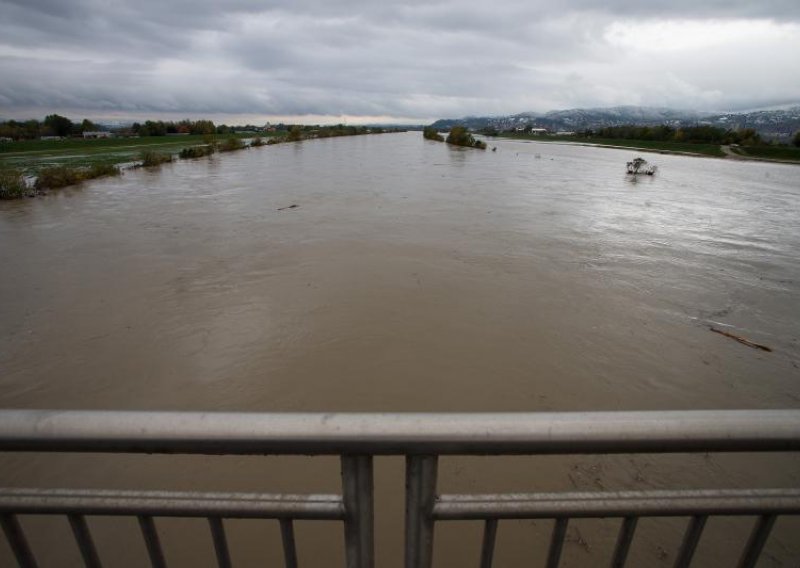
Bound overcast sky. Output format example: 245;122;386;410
1;0;799;124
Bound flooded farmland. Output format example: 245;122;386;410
1;132;799;566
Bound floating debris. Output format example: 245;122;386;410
277;204;299;211
709;326;772;352
626;157;657;175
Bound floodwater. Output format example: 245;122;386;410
1;132;799;566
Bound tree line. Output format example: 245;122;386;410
0;115;273;140
0;115;101;139
580;125;763;146
0;114;221;139
0;115;403;141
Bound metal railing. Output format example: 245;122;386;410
0;409;799;568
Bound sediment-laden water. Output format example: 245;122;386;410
1;132;799;566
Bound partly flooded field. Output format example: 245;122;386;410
1;132;799;566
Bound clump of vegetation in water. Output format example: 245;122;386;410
423;127;444;142
86;163;121;179
139;150;173;167
446;125;486;149
219;137;246;152
286;125;304;142
179;145;216;159
35;165;83;189
250;137;265;147
33;163;120;191
0;168;29;199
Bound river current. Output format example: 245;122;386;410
1;132;799;566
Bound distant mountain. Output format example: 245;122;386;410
430;105;800;140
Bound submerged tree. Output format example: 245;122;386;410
423;126;444;142
446;125;486;149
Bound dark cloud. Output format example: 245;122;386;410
1;0;798;121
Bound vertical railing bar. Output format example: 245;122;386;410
479;519;498;568
137;515;166;568
405;455;438;568
610;516;638;568
673;515;707;568
545;518;569;568
0;513;39;568
207;517;231;568
737;514;777;568
342;455;375;568
279;519;299;568
68;514;102;568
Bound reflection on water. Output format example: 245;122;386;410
1;133;799;566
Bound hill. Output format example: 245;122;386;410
430;105;800;141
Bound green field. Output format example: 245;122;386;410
0;132;281;173
499;134;726;157
733;145;800;162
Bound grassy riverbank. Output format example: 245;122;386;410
0;132;275;173
500;133;726;157
499;133;800;162
728;145;800;162
0;126;404;199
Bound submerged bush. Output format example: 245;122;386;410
34;163;120;190
0;168;29;199
250;137;264;147
286;125;304;142
86;163;121;179
423;127;444;142
35;165;84;190
139;150;173;167
446;125;486;149
219;137;246;152
179;145;216;159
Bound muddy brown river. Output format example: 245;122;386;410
1;132;799;566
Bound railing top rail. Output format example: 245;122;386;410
0;409;798;455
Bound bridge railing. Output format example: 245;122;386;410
0;409;799;568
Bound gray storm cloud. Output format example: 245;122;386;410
1;0;799;121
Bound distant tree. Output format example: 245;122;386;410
24;119;41;139
44;114;73;137
0;119;43;140
140;120;167;136
192;120;216;135
80;119;98;133
793;131;800;147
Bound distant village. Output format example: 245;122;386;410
430;105;800;143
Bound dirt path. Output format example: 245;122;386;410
721;145;745;159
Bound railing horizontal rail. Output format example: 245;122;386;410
2;409;799;568
433;488;800;519
1;409;799;455
0;488;344;519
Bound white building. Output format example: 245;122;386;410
83;131;113;139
